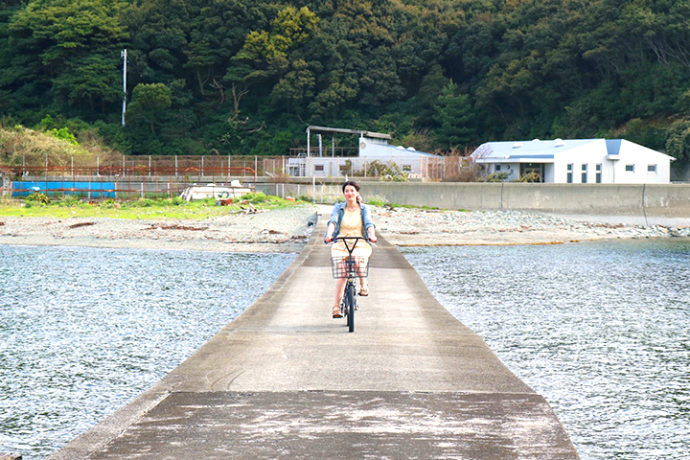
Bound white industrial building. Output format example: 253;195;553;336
472;138;675;184
286;126;440;178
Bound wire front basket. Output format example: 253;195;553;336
331;256;370;279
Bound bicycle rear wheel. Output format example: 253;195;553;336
346;283;355;333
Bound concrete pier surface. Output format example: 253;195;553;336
52;217;578;459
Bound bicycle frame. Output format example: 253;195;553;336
332;236;367;333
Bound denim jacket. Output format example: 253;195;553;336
324;202;375;243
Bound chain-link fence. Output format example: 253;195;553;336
262;155;479;181
1;154;480;200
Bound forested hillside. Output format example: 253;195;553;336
1;0;689;162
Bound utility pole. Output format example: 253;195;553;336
121;49;127;127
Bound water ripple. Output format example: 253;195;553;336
0;245;294;459
403;239;690;460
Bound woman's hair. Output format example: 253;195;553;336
342;180;362;204
342;180;360;193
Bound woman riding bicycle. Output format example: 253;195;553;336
324;180;377;318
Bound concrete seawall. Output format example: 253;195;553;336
52;217;578;459
11;176;688;218
260;182;690;218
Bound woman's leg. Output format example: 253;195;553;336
355;257;369;295
359;276;368;295
334;277;347;308
333;259;347;316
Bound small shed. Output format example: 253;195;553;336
287;126;440;178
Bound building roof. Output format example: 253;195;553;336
473;139;600;163
474;138;675;163
361;143;440;158
306;125;392;140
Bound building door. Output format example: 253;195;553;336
520;163;544;182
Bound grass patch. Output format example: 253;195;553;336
370;201;440;210
366;199;386;207
366;199;471;212
0;193;310;220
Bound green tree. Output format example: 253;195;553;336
122;0;190;84
7;0;128;115
0;1;25;114
434;82;475;150
127;83;172;136
270;59;315;114
409;64;451;129
226;6;319;92
3;0;690;161
181;1;258;99
665;119;690;162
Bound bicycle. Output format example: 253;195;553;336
330;236;370;333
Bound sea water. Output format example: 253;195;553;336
403;240;689;460
2;241;688;459
0;245;295;459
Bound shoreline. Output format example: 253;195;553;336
1;205;689;252
0;206;318;254
372;205;690;247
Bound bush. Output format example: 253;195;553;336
365;160;407;181
518;171;541;183
366;160;387;177
50;127;79;145
665;118;690;162
240;192;269;203
100;199;117;209
56;195;81;207
482;172;509;182
131;199;156;207
0;125;98;167
26;192;50;204
619;118;666;150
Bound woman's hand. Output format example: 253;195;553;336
368;228;377;243
325;222;335;243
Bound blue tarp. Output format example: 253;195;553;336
11;181;116;198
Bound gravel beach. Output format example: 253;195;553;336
0;204;688;252
372;206;690;246
0;206;319;253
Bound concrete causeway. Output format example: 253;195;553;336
52;216;578;459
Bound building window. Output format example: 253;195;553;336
314;165;324;172
495;165;502;171
625;164;635;172
403;164;412;172
596;164;602;183
581;164;588;183
567;164;573;183
647;164;657;173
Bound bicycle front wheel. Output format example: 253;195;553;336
346;283;355;333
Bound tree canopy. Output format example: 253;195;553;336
1;0;689;161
